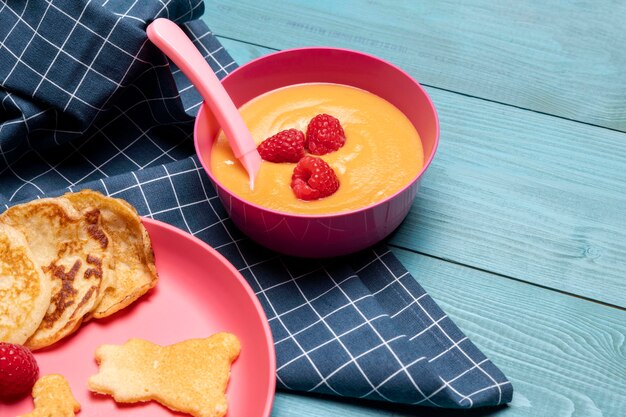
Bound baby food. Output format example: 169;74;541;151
210;83;424;215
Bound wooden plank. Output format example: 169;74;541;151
211;37;626;307
388;84;626;307
217;37;274;64
268;248;626;417
205;0;626;131
393;248;626;417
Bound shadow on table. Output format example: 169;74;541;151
285;391;509;416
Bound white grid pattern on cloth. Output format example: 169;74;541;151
316;265;439;405
0;0;512;408
0;0;228;204
280;262;401;402
380;252;506;405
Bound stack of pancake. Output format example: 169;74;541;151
0;190;158;350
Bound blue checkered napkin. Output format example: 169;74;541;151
0;0;513;408
0;0;232;201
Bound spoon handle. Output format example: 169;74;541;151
147;18;257;161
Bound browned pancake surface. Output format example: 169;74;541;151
63;189;157;319
0;223;52;344
1;198;108;349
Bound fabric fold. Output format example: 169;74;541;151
0;0;204;150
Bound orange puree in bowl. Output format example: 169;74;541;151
210;83;424;215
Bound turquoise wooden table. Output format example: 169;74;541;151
201;1;626;416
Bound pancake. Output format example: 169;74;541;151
0;198;109;350
0;223;51;344
63;189;157;319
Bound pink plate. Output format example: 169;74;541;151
2;218;276;417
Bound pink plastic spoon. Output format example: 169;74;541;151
147;18;261;189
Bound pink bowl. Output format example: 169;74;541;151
194;47;439;258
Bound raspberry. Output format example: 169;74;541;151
291;156;340;200
0;343;39;400
305;114;346;155
257;128;305;163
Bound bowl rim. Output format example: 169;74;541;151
194;46;439;220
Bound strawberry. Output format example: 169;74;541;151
0;343;39;400
257;128;305;163
305;114;346;155
291;156;340;200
